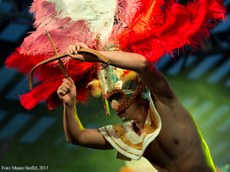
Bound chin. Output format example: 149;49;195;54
120;116;126;121
120;114;129;122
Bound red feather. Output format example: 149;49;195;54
116;0;226;62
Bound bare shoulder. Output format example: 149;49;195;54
154;97;199;142
152;93;195;123
151;97;201;152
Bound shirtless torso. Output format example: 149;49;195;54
144;98;215;172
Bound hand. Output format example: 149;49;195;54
67;42;101;62
67;42;89;61
57;78;76;105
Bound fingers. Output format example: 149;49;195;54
57;85;70;96
68;77;74;84
57;78;72;96
68;44;78;55
67;43;89;55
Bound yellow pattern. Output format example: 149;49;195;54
112;108;158;150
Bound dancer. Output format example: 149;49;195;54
5;1;226;171
57;42;216;172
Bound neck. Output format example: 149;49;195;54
133;102;148;130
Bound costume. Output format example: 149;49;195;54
99;94;161;160
4;0;226;110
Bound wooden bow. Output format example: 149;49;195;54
28;31;110;90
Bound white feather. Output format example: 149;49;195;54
48;0;117;46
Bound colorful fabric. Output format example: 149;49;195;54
4;0;226;110
99;94;162;160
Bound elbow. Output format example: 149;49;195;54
66;137;81;146
136;55;151;74
65;133;85;146
66;139;73;144
66;140;78;145
65;136;74;144
65;134;80;145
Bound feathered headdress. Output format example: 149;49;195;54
5;0;226;111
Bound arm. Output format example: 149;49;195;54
99;51;178;104
57;78;113;149
68;43;178;104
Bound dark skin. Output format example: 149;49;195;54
57;43;216;172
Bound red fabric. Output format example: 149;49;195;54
116;0;226;62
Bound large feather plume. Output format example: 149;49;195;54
116;0;226;62
4;0;226;110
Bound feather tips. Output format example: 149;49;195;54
87;79;102;98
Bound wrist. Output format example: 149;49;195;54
64;99;76;107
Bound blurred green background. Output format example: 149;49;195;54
0;0;230;172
